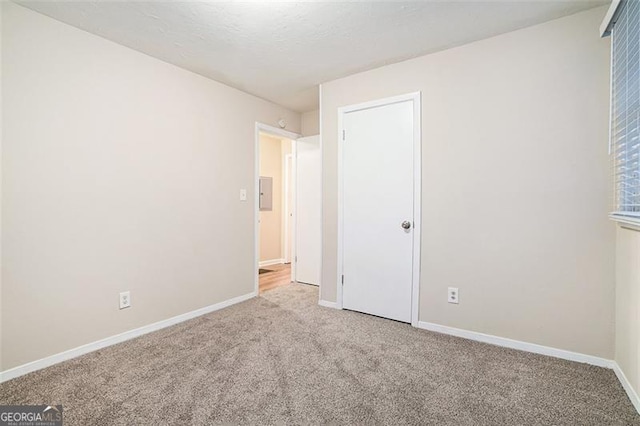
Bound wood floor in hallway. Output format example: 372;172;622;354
259;263;292;293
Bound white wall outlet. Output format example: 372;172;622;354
239;189;247;201
119;291;131;309
448;287;459;304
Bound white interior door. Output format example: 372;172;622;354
295;136;321;285
342;99;416;323
284;154;293;264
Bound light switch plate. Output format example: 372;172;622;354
240;189;247;201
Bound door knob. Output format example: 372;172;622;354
401;220;412;230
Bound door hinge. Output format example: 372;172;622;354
342;130;345;141
341;275;344;285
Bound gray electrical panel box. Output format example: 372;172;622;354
259;176;273;211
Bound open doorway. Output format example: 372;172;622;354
257;130;295;293
254;123;321;296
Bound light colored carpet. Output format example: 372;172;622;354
1;283;638;425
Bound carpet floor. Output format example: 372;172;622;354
1;283;638;425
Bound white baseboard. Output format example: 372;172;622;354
613;361;640;413
318;299;339;309
259;259;284;267
417;321;640;413
0;291;256;383
416;321;613;368
4;296;638;416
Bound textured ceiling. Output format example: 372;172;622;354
18;1;607;112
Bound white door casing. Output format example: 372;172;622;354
338;93;421;325
254;123;301;295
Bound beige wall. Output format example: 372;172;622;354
616;226;640;398
301;109;319;136
1;3;300;370
321;7;615;358
259;134;283;262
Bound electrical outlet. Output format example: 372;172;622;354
448;287;459;304
119;291;131;309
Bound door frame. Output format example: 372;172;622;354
336;92;422;326
254;122;301;295
283;153;294;265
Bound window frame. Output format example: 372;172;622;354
603;0;640;229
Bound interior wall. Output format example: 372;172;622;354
1;3;300;371
320;6;614;358
301;109;319;136
616;226;640;398
259;134;284;263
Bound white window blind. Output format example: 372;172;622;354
612;0;640;217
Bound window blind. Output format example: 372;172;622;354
612;0;640;216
